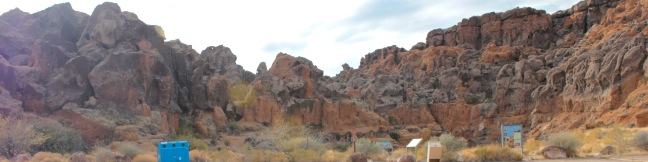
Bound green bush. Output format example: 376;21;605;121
634;131;648;151
465;94;481;105
34;120;87;153
547;132;582;157
440;133;467;162
388;116;398;125
355;138;384;157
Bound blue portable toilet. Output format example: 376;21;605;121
158;140;190;162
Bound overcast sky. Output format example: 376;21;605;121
0;0;581;76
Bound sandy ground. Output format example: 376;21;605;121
530;155;648;162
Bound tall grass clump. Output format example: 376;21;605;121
0;116;46;158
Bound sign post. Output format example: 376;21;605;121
501;124;523;158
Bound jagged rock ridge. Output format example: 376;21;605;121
0;0;646;145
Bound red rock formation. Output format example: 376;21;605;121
0;0;647;146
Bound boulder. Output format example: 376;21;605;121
541;146;568;159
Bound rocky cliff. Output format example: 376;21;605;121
1;0;647;145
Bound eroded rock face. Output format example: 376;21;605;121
0;0;647;146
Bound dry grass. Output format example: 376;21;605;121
30;152;68;162
471;144;522;162
321;150;351;162
524;138;544;155
190;150;212;162
92;147;115;162
0;116;47;158
132;153;157;162
113;142;143;159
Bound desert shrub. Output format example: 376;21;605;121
465;94;481;105
334;143;350;152
0;116;46;158
440;133;467;161
389;131;400;141
114;142;142;159
634;131;648;151
388;116;398;125
524;138;544;155
190;150;212;162
34;120;86;153
355;138;385;158
547;132;582;157
132;153;157;162
30;152;67;162
92;147;115;162
227;122;241;134
170;134;209;150
473;145;523;162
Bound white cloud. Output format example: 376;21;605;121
0;0;581;76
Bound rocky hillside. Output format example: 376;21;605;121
1;0;647;146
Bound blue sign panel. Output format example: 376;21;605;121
501;124;523;147
158;141;190;162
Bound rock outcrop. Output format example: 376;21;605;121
0;0;647;146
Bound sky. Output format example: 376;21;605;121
0;0;581;76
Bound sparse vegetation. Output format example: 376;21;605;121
547;132;582;157
634;131;648;151
0;116;46;158
440;133;468;162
